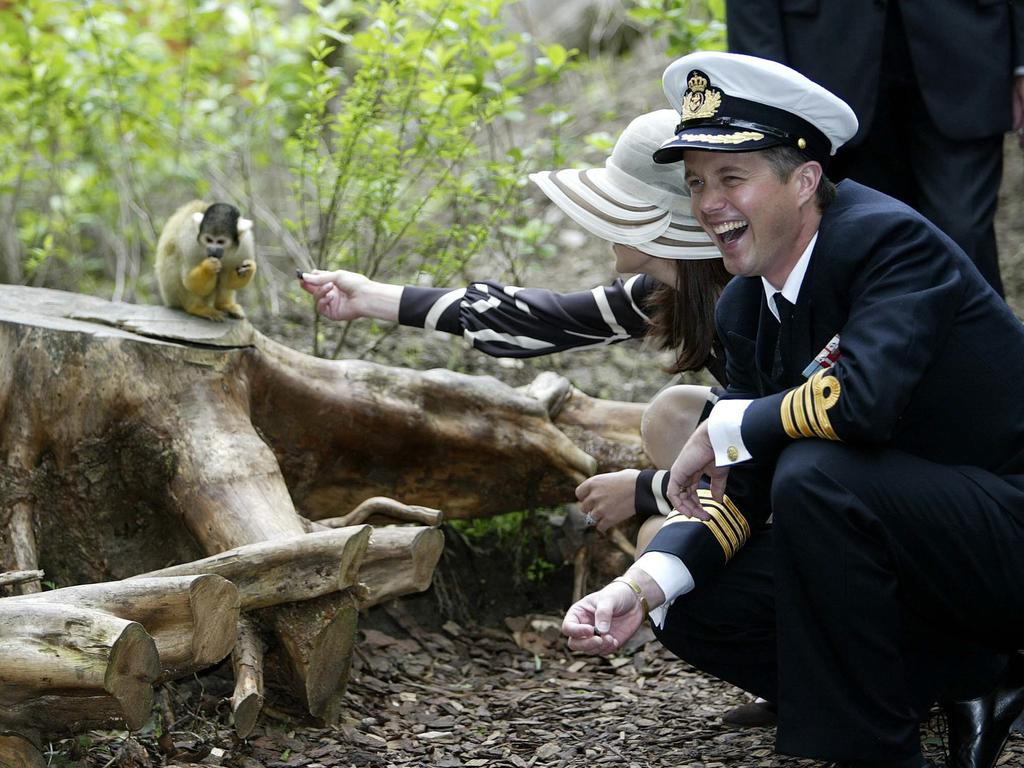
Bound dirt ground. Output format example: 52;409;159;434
49;604;1024;768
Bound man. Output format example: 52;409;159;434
723;0;1024;295
561;52;1024;768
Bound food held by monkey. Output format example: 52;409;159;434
155;200;256;321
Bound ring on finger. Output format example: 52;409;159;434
584;512;596;527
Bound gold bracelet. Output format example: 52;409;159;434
613;576;650;620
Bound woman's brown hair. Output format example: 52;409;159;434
644;258;731;379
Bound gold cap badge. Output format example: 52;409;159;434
681;69;722;122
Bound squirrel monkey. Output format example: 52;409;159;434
155;201;256;321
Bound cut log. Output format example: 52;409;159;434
319;497;443;528
136;526;371;610
135;527;370;726
0;733;44;768
8;574;239;681
231;615;264;739
265;588;361;722
0;602;159;734
359;526;445;608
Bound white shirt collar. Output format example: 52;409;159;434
762;231;818;320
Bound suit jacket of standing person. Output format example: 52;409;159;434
641;180;1024;582
724;0;1024;142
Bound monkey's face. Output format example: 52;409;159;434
199;231;232;260
197;202;244;259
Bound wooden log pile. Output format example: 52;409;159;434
0;285;645;758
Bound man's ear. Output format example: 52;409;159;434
795;161;823;207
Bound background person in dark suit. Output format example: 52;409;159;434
725;0;1024;295
563;52;1024;768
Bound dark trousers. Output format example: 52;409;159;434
826;0;1005;295
654;442;1024;762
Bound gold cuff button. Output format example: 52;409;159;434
727;445;739;461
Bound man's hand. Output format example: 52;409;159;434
561;580;646;655
575;469;640;532
666;421;729;519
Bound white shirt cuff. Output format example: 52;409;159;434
1015;66;1024;77
708;399;753;466
634;551;695;629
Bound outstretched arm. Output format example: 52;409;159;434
298;270;402;323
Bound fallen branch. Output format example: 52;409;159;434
231;615;265;739
319;497;443;528
0;570;43;589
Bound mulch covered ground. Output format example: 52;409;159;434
55;603;1023;768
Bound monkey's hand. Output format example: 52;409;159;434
184;257;223;297
225;259;256;290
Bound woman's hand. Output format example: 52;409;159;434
575;469;640;532
298;269;401;322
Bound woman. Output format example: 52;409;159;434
299;109;729;533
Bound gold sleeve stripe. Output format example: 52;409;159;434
664;509;734;555
721;493;752;540
699;497;744;547
781;388;798;437
699;499;741;552
696;489;751;561
781;369;842;441
812;372;841;440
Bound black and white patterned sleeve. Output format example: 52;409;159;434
397;275;656;357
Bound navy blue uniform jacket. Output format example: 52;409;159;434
643;180;1024;583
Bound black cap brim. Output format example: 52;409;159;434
653;127;787;164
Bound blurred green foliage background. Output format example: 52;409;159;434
0;0;724;354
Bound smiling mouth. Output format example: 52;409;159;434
712;221;749;244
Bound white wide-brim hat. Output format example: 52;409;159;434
530;110;720;260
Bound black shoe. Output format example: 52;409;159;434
944;652;1024;768
721;698;777;728
838;758;937;768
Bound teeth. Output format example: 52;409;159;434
711;221;748;235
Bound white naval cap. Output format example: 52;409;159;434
530;110;720;260
653;51;858;165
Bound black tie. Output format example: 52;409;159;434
772;295;795;383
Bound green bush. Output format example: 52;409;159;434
289;0;574;356
627;0;726;56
